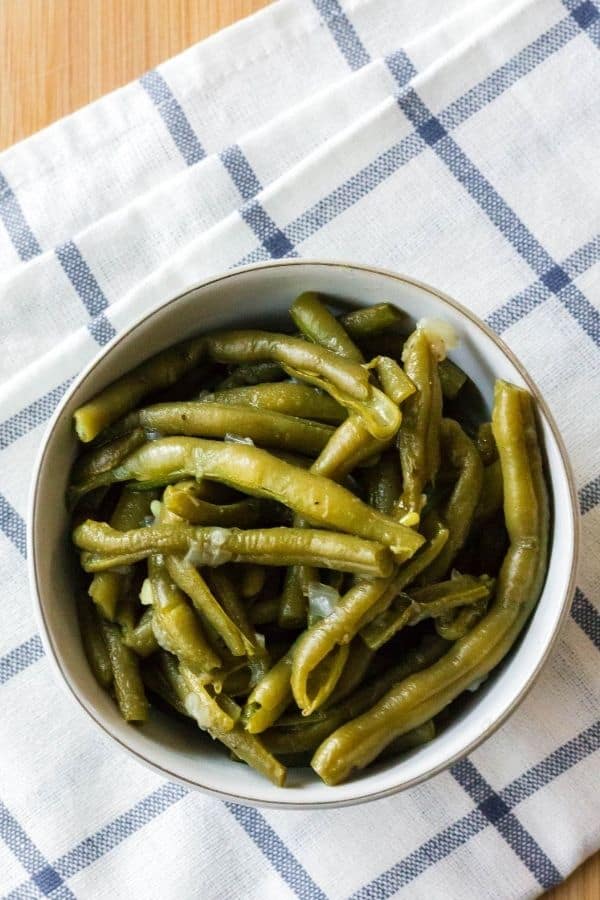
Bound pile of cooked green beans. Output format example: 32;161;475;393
69;292;549;787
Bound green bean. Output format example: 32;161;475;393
380;720;436;758
217;361;286;390
264;636;446;755
72;428;147;484
290;292;364;362
242;646;295;733
278;414;391;629
166;556;253;657
204;568;270;686
179;665;238;733
106;402;335;456
216;694;287;786
78;596;112;688
206;382;346;423
142;655;188;716
476;421;498;465
76;521;394;577
88;486;156;619
474;459;503;522
325;638;374;706
339;303;406;338
278;564;315;630
284;366;401;441
419;419;483;583
74;336;207;442
148;556;222;674
206;330;369;399
363;450;402;515
438;358;467;399
360;574;493;651
163;483;268;528
395;328;443;519
311;381;548;785
359;521;449;638
101;621;148;721
435;597;489;641
122;608;159;657
76;437;424;559
241;564;267;599
374;356;416;405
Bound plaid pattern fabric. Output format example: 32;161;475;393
1;0;599;897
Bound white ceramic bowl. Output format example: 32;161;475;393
28;260;579;809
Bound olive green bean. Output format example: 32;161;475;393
474;459;503;522
217;361;286;390
72;428;147;484
363;450;402;515
375;356;416;406
395;328;443;519
249;595;280;624
107;402;335;456
438;358;467;399
101;621;148;722
290;292;364;362
122;608;159;657
242;646;295;733
148;556;222;674
311;381;548;785
88;486;156;619
435;597;489;641
380;720;436;758
77;437;424;559
76;520;394;577
360;574;493;651
419;419;483;583
163;483;268;528
78;597;112;688
206;382;346;423
74;336;207;442
339;303;405;338
264;636;446;755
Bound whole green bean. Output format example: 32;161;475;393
78;597;112;688
242;646;295;733
290;292;364;362
205;330;369;399
206;382;346;423
311;380;549;785
419;419;483;583
106;402;335;456
74;437;424;559
380;720;436;758
148;556;222;674
76;521;394;577
241;564;267;599
395;328;443;519
101;621;148;722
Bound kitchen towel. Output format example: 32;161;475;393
0;0;599;897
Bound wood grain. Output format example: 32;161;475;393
0;2;597;897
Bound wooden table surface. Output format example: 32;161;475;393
0;1;597;896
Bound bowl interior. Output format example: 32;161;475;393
30;261;577;808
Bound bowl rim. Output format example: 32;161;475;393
28;258;580;810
